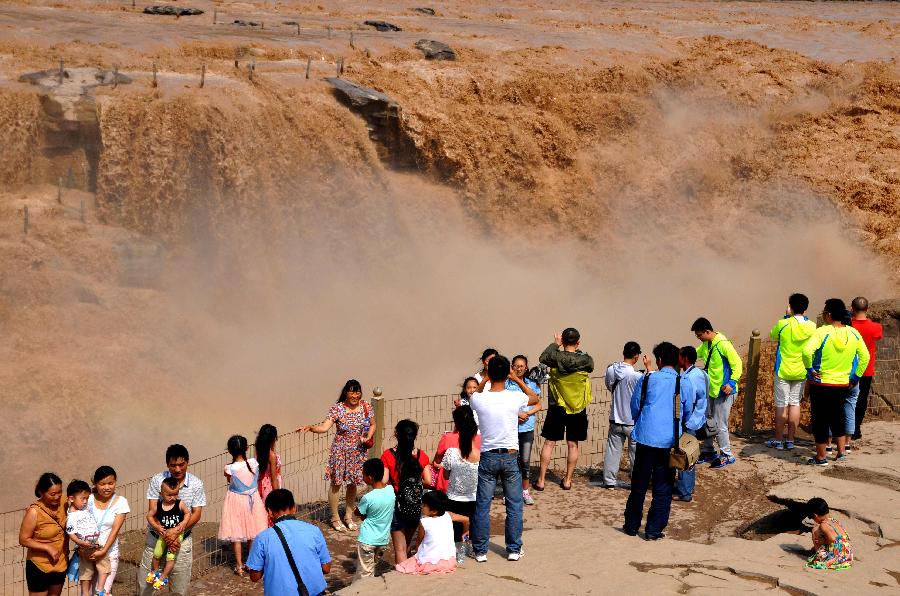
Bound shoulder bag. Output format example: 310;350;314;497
273;520;310;596
668;376;700;470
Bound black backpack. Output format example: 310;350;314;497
394;450;423;524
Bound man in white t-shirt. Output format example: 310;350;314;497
470;355;540;563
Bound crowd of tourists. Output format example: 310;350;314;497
18;296;883;595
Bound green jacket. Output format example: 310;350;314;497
769;316;817;381
696;332;743;399
801;324;870;386
539;343;594;414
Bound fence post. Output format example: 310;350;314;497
742;329;761;435
369;387;384;458
23;205;29;235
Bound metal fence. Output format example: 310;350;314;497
4;332;897;594
1;380;612;595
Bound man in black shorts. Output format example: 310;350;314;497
535;328;594;491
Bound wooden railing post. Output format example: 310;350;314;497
742;329;762;435
369;386;384;458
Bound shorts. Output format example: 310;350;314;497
774;377;804;408
390;508;419;532
78;550;112;581
809;384;849;444
540;405;588;442
25;560;66;593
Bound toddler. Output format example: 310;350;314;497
145;477;189;591
65;480;110;596
806;497;852;570
353;459;395;579
395;490;456;575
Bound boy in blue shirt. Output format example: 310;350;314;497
354;458;395;579
247;490;331;596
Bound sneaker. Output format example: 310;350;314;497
622;526;638;536
835;452;848;462
522;489;535;505
710;455;736;469
785;441;795;450
672;495;693;502
644;532;665;541
507;548;524;561
697;452;718;465
474;553;488;563
845;444;853;452
775;442;785;451
825;445;834;453
806;457;828;466
764;439;781;448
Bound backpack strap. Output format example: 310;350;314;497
672;375;682;447
272;521;310;596
638;373;650;416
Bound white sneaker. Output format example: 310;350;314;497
522;489;535;505
475;553;488;563
507;548;524;561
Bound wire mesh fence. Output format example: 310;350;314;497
3;348;896;594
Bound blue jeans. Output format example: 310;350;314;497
845;382;859;436
674;429;696;500
472;451;523;555
623;444;674;537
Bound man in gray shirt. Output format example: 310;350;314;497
593;342;649;489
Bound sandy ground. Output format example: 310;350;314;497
180;421;899;595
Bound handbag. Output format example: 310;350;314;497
669;376;700;471
272;519;310;596
361;402;375;449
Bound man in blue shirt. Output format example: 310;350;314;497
623;342;697;540
247;489;331;596
673;346;709;503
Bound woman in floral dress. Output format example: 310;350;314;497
805;497;853;570
297;379;375;532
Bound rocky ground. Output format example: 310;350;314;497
186;421;900;595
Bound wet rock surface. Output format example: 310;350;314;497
414;39;456;60
363;20;402;32
143;5;204;16
325;77;417;169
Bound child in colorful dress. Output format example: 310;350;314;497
218;435;268;576
806;497;852;570
395;490;457;575
145;478;189;591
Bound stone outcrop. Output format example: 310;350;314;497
363;20;402;32
143;6;204;16
414;39;456;60
325;78;417;169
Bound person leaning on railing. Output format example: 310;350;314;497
296;379;376;533
19;472;68;596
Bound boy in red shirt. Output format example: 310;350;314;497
850;296;883;445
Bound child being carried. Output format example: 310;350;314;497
145;477;190;591
65;480;111;596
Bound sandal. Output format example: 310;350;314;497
532;482;545;491
560;480;572;491
330;519;345;532
343;517;358;531
233;566;245;577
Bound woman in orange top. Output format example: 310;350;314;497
19;473;68;596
